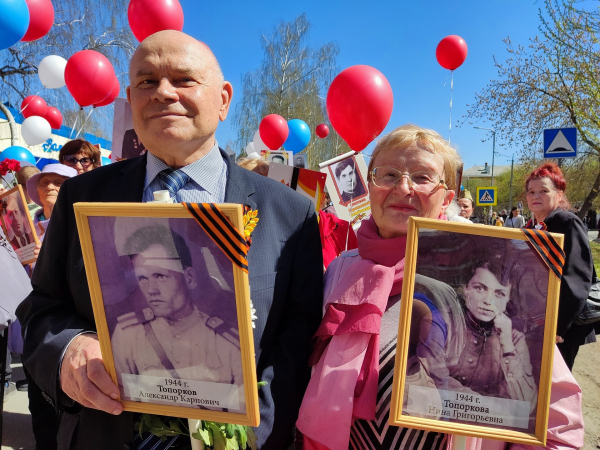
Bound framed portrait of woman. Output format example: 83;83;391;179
389;217;563;446
74;202;259;426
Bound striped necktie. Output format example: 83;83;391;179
157;168;190;200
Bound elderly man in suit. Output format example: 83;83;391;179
17;30;323;450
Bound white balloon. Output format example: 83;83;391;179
21;116;52;146
247;152;260;160
253;130;273;153
245;142;255;155
38;55;67;89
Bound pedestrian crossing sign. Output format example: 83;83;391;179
476;187;497;206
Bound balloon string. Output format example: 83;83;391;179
448;70;454;144
94;106;113;126
75;108;95;139
69;112;80;139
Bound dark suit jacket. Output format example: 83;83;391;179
543;208;596;346
10;231;32;250
16;150;324;450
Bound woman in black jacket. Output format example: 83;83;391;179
526;162;596;370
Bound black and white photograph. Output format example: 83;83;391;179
0;185;38;264
391;220;562;445
261;149;292;166
293;153;307;169
87;213;247;414
328;156;368;206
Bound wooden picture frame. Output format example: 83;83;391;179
389;217;563;446
74;202;259;426
0;184;40;265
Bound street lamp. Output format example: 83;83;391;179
474;127;496;186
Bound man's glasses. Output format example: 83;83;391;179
370;167;448;193
63;155;94;168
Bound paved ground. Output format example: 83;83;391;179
2;355;34;450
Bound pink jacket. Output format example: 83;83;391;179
299;250;585;450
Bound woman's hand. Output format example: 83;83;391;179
494;313;515;352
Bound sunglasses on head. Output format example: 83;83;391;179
63;155;94;167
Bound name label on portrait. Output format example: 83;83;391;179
15;242;36;263
121;373;242;411
405;385;531;429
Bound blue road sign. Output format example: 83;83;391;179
476;187;497;206
544;128;577;159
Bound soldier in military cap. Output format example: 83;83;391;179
111;224;243;406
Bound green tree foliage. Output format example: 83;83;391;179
0;0;135;139
233;14;350;168
465;0;600;218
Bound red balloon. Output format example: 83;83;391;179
65;50;116;107
259;114;289;150
21;95;48;118
326;65;393;152
44;106;62;129
21;0;54;42
128;0;184;42
436;35;468;71
94;78;120;107
316;124;329;138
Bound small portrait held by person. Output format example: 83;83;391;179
1;193;34;250
17;30;323;450
504;206;525;228
297;125;585;450
333;157;367;205
526;162;597;370
58;139;101;175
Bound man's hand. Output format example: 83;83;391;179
33;242;41;259
60;333;123;415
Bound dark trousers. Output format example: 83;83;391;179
556;342;580;371
24;367;60;450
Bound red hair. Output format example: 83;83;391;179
526;162;566;192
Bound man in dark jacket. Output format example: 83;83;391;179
17;30;323;450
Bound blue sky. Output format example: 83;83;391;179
181;0;543;169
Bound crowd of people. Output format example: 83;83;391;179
0;29;597;450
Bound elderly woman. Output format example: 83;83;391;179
58;139;101;175
27;164;77;239
297;125;584;450
526;162;596;370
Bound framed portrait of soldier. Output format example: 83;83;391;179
292;153;308;169
0;184;40;265
74;202;259;426
389;218;563;446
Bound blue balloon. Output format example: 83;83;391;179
0;146;36;165
284;119;311;154
101;156;112;166
0;0;30;51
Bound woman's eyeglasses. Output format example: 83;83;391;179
63;155;94;168
370;167;448;193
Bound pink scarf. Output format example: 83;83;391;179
297;216;411;450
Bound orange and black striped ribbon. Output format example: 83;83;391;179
184;203;249;273
521;228;565;279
